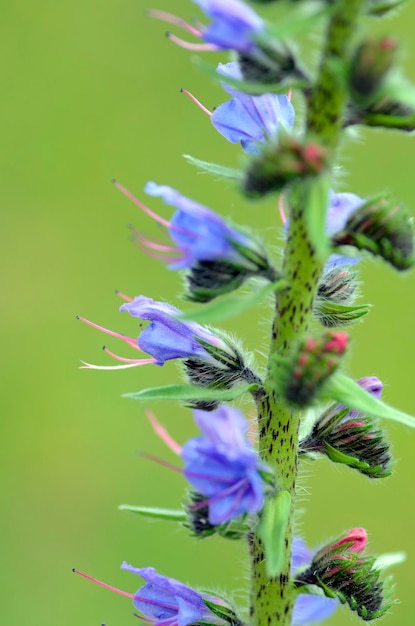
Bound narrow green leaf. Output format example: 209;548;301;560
325;373;415;428
183;154;242;181
257;490;291;578
118;505;187;522
304;175;330;261
178;280;288;324
123;383;258;402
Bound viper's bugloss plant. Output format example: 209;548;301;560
76;1;415;625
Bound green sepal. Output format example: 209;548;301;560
194;57;308;95
183;154;242;181
178;280;288;324
323;442;391;477
123;383;258;402
202;599;240;625
257;490;291;578
315;300;370;327
303;175;331;262
118;505;187;522
325;373;415;428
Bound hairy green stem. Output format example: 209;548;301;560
249;3;364;626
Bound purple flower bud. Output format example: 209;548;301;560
193;0;264;53
181;406;269;524
120;296;226;365
211;62;295;155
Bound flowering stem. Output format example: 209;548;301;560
250;3;365;626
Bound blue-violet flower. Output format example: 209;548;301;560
144;181;256;270
120;296;228;365
211;62;295;155
193;0;264;53
182;405;269;524
73;564;228;626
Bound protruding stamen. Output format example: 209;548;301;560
146;409;182;455
113;180;195;238
73;568;178;615
113;180;172;229
147;9;203;37
80;359;156;371
287;89;292;102
180;89;212;117
166;33;218;52
103;347;156;364
278;194;287;225
129;226;179;253
115;290;133;303
139;451;185;474
76;315;139;351
72;568;135;599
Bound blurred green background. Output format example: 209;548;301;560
1;1;415;624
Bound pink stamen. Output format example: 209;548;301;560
287;89;292;102
146;409;182;455
166;33;218;51
140;451;185;474
278;195;287;225
115;290;133;303
129;226;179;253
73;569;135;599
130;233;183;264
133;614;152;623
180;89;212;117
76;316;140;351
80;359;156;371
103;347;156;364
114;180;196;239
113;180;172;229
148;9;203;37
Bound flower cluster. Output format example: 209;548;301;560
76;1;414;625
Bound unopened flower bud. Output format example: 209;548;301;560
296;529;392;621
317;266;359;305
243;136;331;198
331;196;414;271
276;331;348;408
314;266;368;327
301;376;392;479
350;37;397;103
